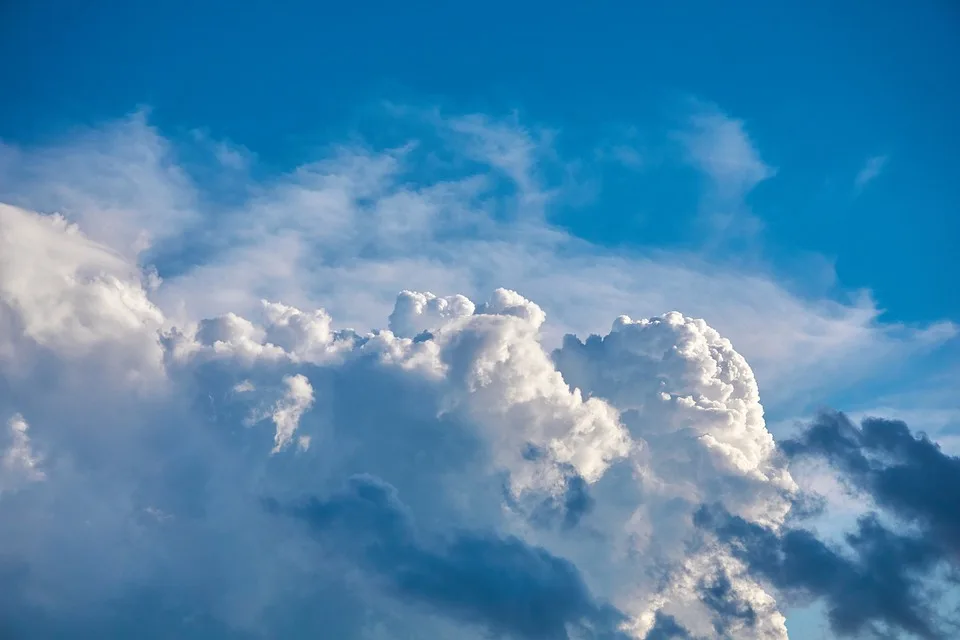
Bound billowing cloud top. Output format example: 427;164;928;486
0;200;807;639
1;113;957;639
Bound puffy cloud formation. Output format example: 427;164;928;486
0;202;812;639
1;110;957;638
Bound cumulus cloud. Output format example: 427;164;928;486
0;203;165;373
0;109;956;639
697;507;947;639
388;290;476;338
0;202;810;638
257;374;314;453
266;474;629;640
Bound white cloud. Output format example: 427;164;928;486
1;413;45;493
0;204;799;636
854;154;889;192
0;109;953;637
388;290;476;338
679;107;774;199
267;374;315;453
0;112;950;420
0;203;166;385
0;111;198;258
676;103;775;239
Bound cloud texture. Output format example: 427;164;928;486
0;197;795;638
0;110;957;639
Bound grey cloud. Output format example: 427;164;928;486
693;409;960;638
783;411;960;557
269;475;630;640
696;505;947;638
643;613;697;640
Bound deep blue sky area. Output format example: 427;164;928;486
2;0;958;324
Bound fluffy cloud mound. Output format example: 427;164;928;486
3;202;958;639
0;203;810;639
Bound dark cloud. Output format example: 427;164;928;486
782;411;960;557
695;506;945;638
643;612;696;640
697;571;757;635
268;475;630;640
691;410;960;639
519;445;596;529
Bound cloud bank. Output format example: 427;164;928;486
1;200;793;638
0;109;957;639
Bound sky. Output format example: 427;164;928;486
1;2;959;639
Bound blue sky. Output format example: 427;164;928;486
1;2;959;639
4;0;958;406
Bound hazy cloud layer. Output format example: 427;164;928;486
0;111;951;418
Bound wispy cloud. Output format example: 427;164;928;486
0;110;951;418
676;103;775;240
854;154;889;193
679;107;774;198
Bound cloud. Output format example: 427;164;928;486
697;507;947;639
3;110;949;422
642;613;697;639
678;106;774;200
445;112;554;209
783;411;960;558
268;474;630;639
1;414;45;493
854;155;889;193
694;411;960;638
0;108;956;638
0;111;198;258
0;201;807;638
260;374;314;453
676;103;775;239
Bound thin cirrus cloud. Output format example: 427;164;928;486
854;154;890;193
0;105;958;639
678;106;776;199
674;103;776;240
